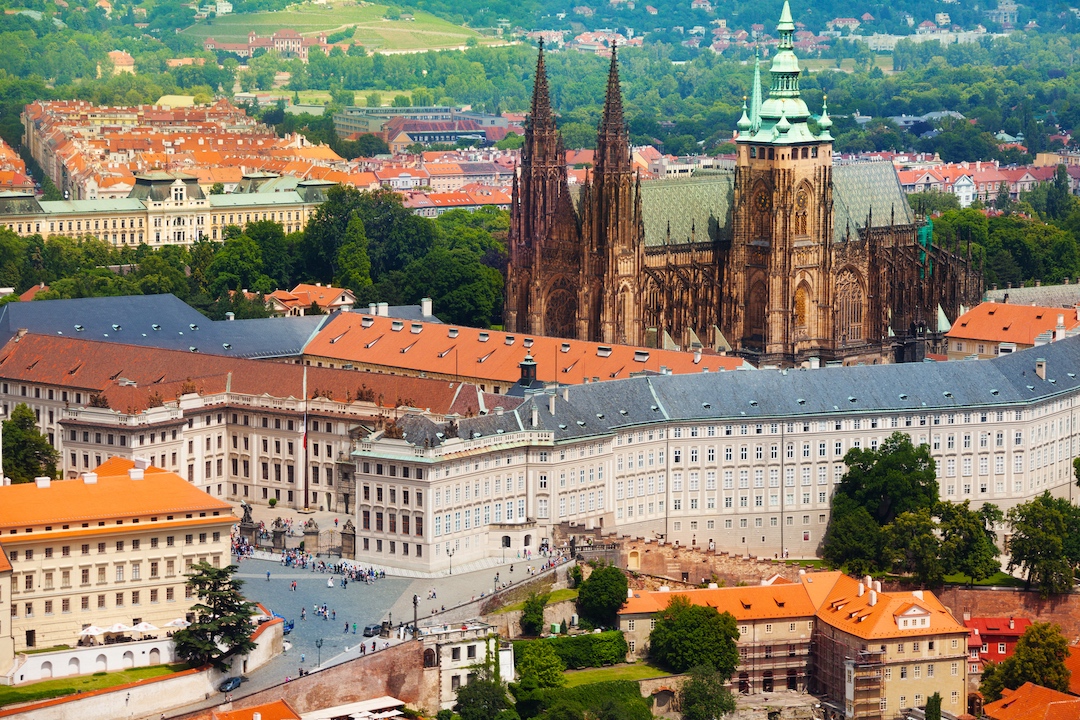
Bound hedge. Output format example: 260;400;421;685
514;631;629;670
537;680;652;720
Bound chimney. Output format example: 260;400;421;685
377;302;389;317
912;590;924;600
1056;314;1065;341
1036;358;1046;380
495;406;504;416
253;714;261;720
83;472;98;485
421;297;432;317
693;348;702;364
1009;617;1014;629
134;456;151;470
225;312;235;321
873;580;881;592
129;467;144;480
369;303;377;314
869;590;877;606
562;387;569;403
858;582;865;597
34;476;51;488
531;404;539;428
627;587;634;599
864;575;872;587
809;357;820;369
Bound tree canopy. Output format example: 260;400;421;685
648;595;739;675
576;564;629;627
2;402;59;483
1006;492;1080;596
172;562;257;670
980;622;1072;702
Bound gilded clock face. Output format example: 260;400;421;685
796;191;808;210
755;189;770;212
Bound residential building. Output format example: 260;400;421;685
620;579;816;692
346;335;1080;573
419;622;513;709
0;457;233;658
619;572;968;718
963;616;1031;692
944;302;1080;359
266;283;357;317
403;187;512;217
107;50;135;74
332;106;510;141
204;30;329;62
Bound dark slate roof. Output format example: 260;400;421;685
406;337;1080;446
985;284;1080;308
0;294;328;359
640;173;734;247
0;193;44;215
832;162;915;243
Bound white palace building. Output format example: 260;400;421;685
348;336;1080;572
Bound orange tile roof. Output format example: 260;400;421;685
810;573;965;640
0;458;233;528
946;303;1080;346
619;581;818;621
304;313;749;386
211;699;301;720
1065;648;1080;696
0;547;11;573
983;682;1080;720
17;283;49;302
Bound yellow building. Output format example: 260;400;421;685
0;457;234;659
618;571;968;720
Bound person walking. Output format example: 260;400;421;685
352;622;357;634
266;570;271;581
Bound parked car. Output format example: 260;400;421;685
363;624;382;637
219;676;242;692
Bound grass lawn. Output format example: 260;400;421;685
493;588;579;615
802;55;893;73
0;664;191;709
183;0;486;51
564;661;670;688
784;558;832;569
944;571;1025;588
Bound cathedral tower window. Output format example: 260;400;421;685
836;270;865;343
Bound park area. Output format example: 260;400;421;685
182;0;488;52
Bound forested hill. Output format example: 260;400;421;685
399;0;1059;36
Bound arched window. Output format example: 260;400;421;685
836;270;865;343
746;280;767;348
793;284;809;337
795;189;810;236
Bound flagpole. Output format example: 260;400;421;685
302;365;308;512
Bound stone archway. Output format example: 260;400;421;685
627;551;640;571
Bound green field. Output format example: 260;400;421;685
492;588;579;615
802;55;894;74
0;664;191;709
563;661;670;688
183;0;487;51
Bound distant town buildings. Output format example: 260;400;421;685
204;30;330;62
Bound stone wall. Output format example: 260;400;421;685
6;637;178;685
207;639;434;717
620;540;806;586
936;586;1080;641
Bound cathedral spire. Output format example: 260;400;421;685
600;43;625;134
749;54;763;132
530;39;554;129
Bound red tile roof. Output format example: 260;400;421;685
946;303;1080;346
303;313;749;386
983;682;1080;720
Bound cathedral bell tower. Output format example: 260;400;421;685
726;0;835;364
582;45;644;345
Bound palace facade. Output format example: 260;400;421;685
505;2;981;366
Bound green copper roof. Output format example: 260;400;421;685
640;173;734;247
833;163;916;243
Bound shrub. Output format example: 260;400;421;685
521;592;548;637
514;631;628;670
268;498;277;507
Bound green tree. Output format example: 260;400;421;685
821;497;882;575
206;234;264;296
209;182;225;195
516;640;566;688
454;665;513;720
392;94;411;107
335;214;372;292
2;403;59;483
1006;492;1080;596
648;595;739;675
937;501;1001;585
883;508;943;586
679;665;737;720
980;622;1071;702
576;564;628;626
925;692;942;720
172;561;257;670
520;591;549;637
908;190;960;215
365;92;382;108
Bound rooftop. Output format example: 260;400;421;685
0;457;232;529
983;682;1080;720
946;302;1080;346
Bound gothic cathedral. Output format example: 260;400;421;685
504;2;981;367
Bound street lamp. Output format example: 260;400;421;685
448;547;455;575
315;638;323;668
412;594;419;639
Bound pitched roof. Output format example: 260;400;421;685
809;573;964;640
304;312;749;386
0;333;467;415
946;303;1080;345
619;580;818;620
983;682;1080;720
1065;647;1080;696
0;458;232;528
964;617;1031;638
